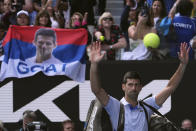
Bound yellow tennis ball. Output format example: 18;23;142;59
130;21;135;26
100;35;105;41
143;33;160;48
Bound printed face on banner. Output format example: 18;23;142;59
32;28;57;63
34;35;56;63
0;25;88;82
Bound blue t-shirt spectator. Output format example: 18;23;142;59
171;15;196;59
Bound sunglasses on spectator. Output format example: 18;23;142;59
103;17;113;21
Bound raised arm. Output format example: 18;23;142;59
110;37;127;50
168;0;180;19
155;42;190;106
90;41;110;106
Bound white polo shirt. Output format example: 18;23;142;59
104;96;160;131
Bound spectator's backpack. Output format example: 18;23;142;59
83;98;124;131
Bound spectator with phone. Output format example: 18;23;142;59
122;7;157;60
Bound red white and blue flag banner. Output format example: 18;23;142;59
0;25;88;82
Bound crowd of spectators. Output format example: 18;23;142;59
0;0;196;61
0;0;196;130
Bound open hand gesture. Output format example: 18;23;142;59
90;41;105;63
178;42;190;65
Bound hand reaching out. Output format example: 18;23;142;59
126;0;131;6
82;12;88;25
90;41;105;63
178;42;190;65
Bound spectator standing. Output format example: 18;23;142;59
34;9;52;27
150;0;170;59
2;0;16;29
32;0;60;27
46;3;62;28
120;0;137;51
56;0;70;28
121;7;157;60
22;0;37;25
171;0;196;59
33;0;55;12
150;0;167;27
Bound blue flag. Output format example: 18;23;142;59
0;25;88;82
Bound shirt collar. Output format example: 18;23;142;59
120;97;129;105
120;97;142;109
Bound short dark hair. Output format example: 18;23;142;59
177;0;193;17
34;28;56;43
23;110;34;116
122;71;141;84
23;110;37;121
62;119;75;131
62;119;74;125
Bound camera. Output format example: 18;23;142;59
140;8;148;17
27;121;47;131
139;0;149;17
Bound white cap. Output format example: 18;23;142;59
17;10;29;17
